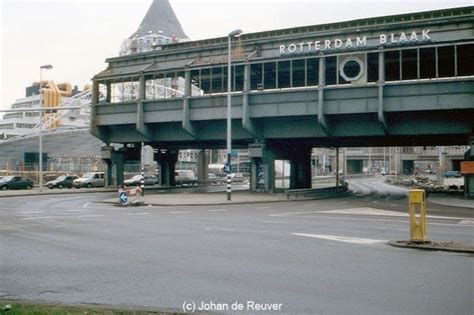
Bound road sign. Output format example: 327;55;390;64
119;191;128;205
224;163;232;174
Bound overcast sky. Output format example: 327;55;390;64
1;0;472;110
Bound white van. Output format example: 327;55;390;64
175;170;196;186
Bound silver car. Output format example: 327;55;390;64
73;172;105;188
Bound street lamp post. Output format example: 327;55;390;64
39;64;53;192
226;29;243;201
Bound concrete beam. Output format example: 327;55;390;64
318;57;330;135
182;71;197;138
90;81;108;141
242;64;258;137
377;51;389;134
136;100;152;140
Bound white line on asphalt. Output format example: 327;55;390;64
292;233;386;245
127;212;150;216
279;214;473;227
459;220;474;225
205;227;236;232
64;209;90;212
78;214;105;218
271;207;471;221
269;210;319;217
83;202;90;208
18;211;44;214
170;211;191;214
21;216;55;220
207;209;228;212
255;206;270;210
260;220;289;224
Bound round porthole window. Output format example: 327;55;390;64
340;57;364;82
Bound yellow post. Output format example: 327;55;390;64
408;189;428;243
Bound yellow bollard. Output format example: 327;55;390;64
408;189;428;243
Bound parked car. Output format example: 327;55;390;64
443;171;462;178
73;172;105;188
46;175;78;189
0;176;34;190
124;174;158;187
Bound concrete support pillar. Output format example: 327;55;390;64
154;150;179;187
102;146;125;187
104;160;113;187
289;147;312;189
113;154;125;187
197;149;209;180
250;158;258;192
106;81;112;103
289;160;298;189
248;143;275;193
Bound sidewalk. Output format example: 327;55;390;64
103;191;292;206
427;195;474;209
0;187;117;198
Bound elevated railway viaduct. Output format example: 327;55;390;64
91;6;474;196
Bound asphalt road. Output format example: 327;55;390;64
0;188;473;314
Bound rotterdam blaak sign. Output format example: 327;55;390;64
279;29;432;55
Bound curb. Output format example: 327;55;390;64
0;189;118;198
388;240;474;254
99;192;350;207
0;299;190;315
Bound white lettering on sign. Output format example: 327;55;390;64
279;29;431;55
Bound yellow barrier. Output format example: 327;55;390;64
408;189;427;243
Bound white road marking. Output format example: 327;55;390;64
127;212;150;216
273;207;470;221
260;220;289;224
170;211;191;214
21;216;55;220
459;220;474;225
255;206;270;210
64;209;90;212
207;209;228;212
269;210;319;217
205;227;236;232
18;211;44;214
319;208;406;217
78;214;105;218
83;202;90;208
292;233;386;245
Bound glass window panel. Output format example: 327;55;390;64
325;56;337;85
419;47;436;79
401;49;418;80
367;53;379;83
251;63;263;90
438;46;455;78
222;67;228;92
200;68;211;94
306;58;319;86
234;65;244;91
278;61;291;88
292;59;306;87
264;62;276;89
211;67;223;93
457;44;474;76
384;50;400;81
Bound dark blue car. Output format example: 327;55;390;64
0;176;34;190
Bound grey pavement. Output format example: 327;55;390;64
427;195;474;209
1;191;473;315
